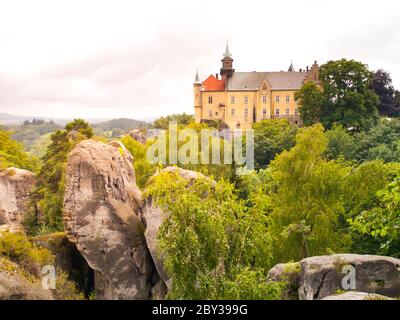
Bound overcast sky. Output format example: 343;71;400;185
0;0;399;120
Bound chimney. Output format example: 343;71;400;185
306;66;309;72
216;73;218;79
299;68;303;72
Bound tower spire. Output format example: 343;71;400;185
194;70;200;84
223;40;231;58
288;60;295;72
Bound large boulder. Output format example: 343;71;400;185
142;167;215;292
63;139;165;299
298;254;400;300
0;168;35;226
322;291;393;300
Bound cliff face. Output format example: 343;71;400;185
0;168;35;227
63;139;166;300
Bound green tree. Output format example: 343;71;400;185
153;113;194;130
145;171;285;299
371;70;400;117
26;119;93;234
324;124;357;160
0;129;39;172
295;59;379;130
268;124;352;263
252;119;298;170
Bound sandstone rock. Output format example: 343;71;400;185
142;166;215;292
298;254;400;300
267;262;301;299
322;291;393;300
0;257;54;300
0;168;35;226
63;139;162;300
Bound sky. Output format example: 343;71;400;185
0;0;399;120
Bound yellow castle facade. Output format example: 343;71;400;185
194;43;319;130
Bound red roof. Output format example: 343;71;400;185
202;75;225;91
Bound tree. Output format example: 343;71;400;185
324;124;357;160
349;177;400;258
295;59;380;130
252;119;298;170
153;113;194;130
0;128;39;172
371;70;400;117
144;171;285;299
268;124;352;263
26;119;93;234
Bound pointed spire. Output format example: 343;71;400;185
223;40;231;58
194;70;200;84
288;60;295;72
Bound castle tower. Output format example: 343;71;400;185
193;70;202;123
220;41;235;90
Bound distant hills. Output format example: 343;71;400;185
0;113;152;126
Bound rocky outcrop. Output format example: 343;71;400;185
322;291;393;300
63;139;165;300
128;129;146;144
268;254;400;300
0;257;54;300
0;168;35;227
142;167;215;291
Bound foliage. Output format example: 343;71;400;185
144;171;284;300
268;124;352;263
252;119;298;169
371;70;400;117
324;124;357;160
0;128;39;172
349;177;400;257
0;231;53;275
52;267;84;300
353;118;400;163
120;135;156;188
152;113;194;130
28;119;94;234
296;59;379;130
93;118;148;138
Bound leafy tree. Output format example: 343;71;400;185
268;124;352;263
353;118;400;162
349;177;400;257
295;59;379;130
252;119;298;170
371;70;400;117
120;135;156;188
0;128;39;172
152;113;194;130
324;124;357;160
144;171;285;299
26;119;93;234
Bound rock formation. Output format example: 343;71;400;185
322;291;393;300
0;167;35;227
63;139;165;299
128;129;146;144
142;166;216;291
268;254;400;300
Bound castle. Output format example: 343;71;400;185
193;42;319;130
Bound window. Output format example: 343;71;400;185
244;108;249;121
231;96;236;104
286;108;290;115
215;112;218;116
295;108;299;115
286;95;290;103
231;108;235;117
275;95;280;103
244;96;249;104
262;95;267;104
209;110;213;117
208;96;213;104
275;109;280;115
262;108;267;119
